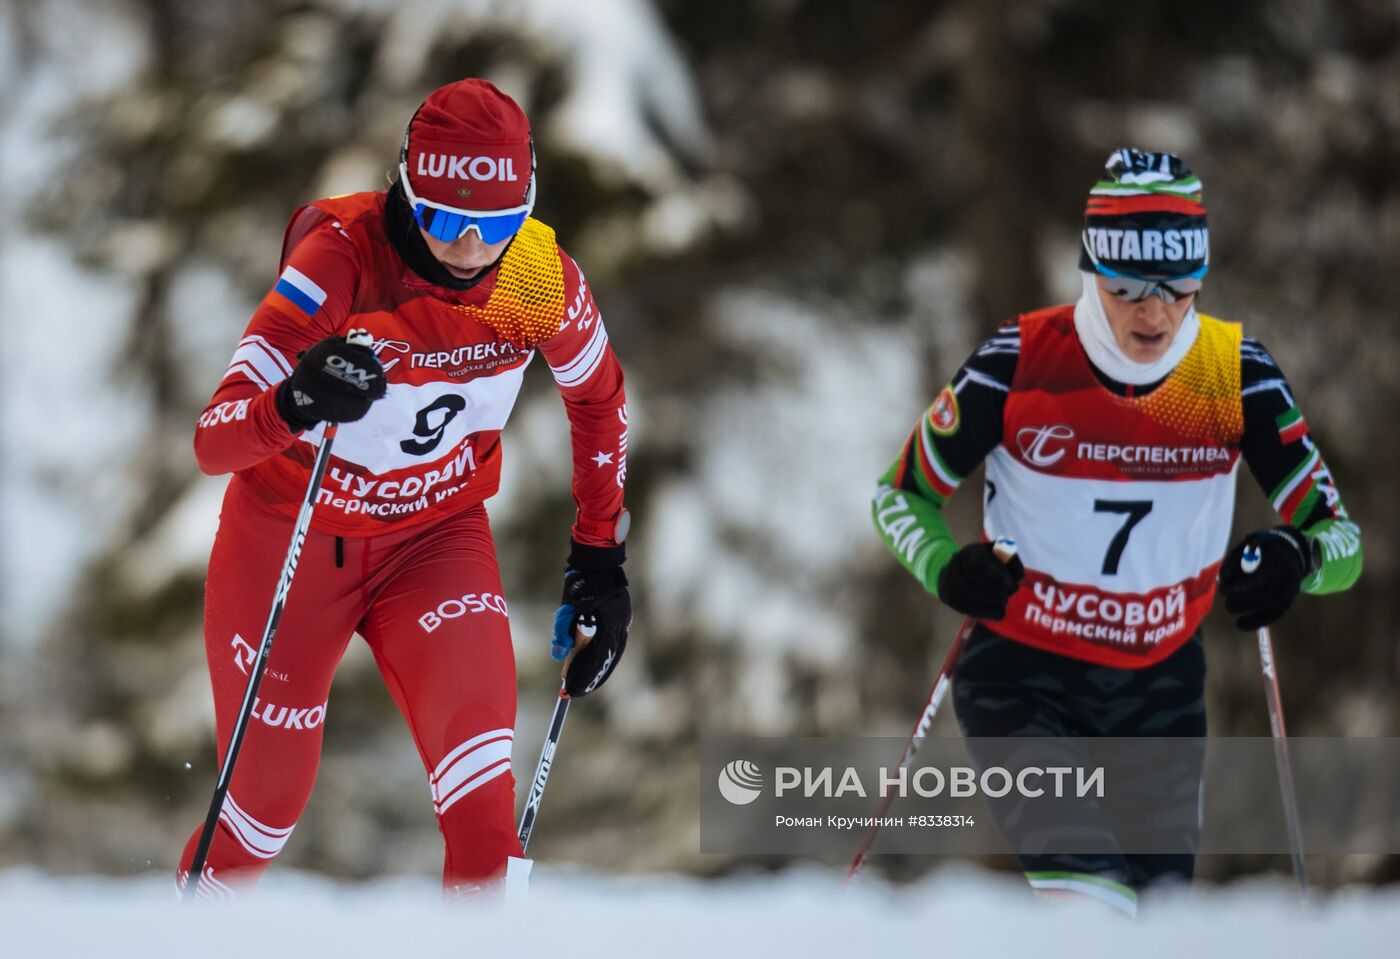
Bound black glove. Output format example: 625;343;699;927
551;542;630;698
936;542;1026;620
1218;525;1316;630
275;332;387;432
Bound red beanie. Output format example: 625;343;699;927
401;79;533;211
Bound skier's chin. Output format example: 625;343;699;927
1124;329;1171;362
441;261;487;280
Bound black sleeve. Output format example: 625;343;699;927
890;318;1018;499
1239;337;1342;531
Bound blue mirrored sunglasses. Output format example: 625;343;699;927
1094;264;1205;303
412;204;529;244
1082;235;1207;303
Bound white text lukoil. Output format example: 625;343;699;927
415;153;520;181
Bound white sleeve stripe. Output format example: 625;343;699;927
556;343;606;388
1028;877;1137;917
1240;340;1275;361
217;816;280;859
556;339;607;388
954;369;1010;393
224;360;270;391
192;866;235;901
224;342;292;390
432;737;513;808
193;879;234;903
432;728;514;782
975;330;1020;355
549;319;607;378
435;762;511;817
920;417;962;488
225;793;295;839
551;322;610;388
199;867;234;895
1242;379;1296;406
433;745;511;806
240;335;294;376
1271;447;1320;513
218;794;294;859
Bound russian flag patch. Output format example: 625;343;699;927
270;266;327;318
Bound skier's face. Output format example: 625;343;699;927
419;227;513;280
1096;277;1197;363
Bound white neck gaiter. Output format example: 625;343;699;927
1073;271;1199;386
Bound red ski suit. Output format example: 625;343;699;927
178;192;627;897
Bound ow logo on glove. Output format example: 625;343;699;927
275;331;388;432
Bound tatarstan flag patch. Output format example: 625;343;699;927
929;385;960;436
1275;406;1307;444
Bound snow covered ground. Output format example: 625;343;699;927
2;865;1396;957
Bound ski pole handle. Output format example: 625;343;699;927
560;616;597;663
992;537;1018;565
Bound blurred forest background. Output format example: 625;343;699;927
0;0;1395;890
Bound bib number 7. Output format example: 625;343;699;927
1093;499;1153;575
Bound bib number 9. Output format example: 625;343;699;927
401;395;468;456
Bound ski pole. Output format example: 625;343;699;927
846;537;1017;887
517;684;570;854
517;621;595;853
183;331;369;902
1241;545;1309;902
845;615;971;887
